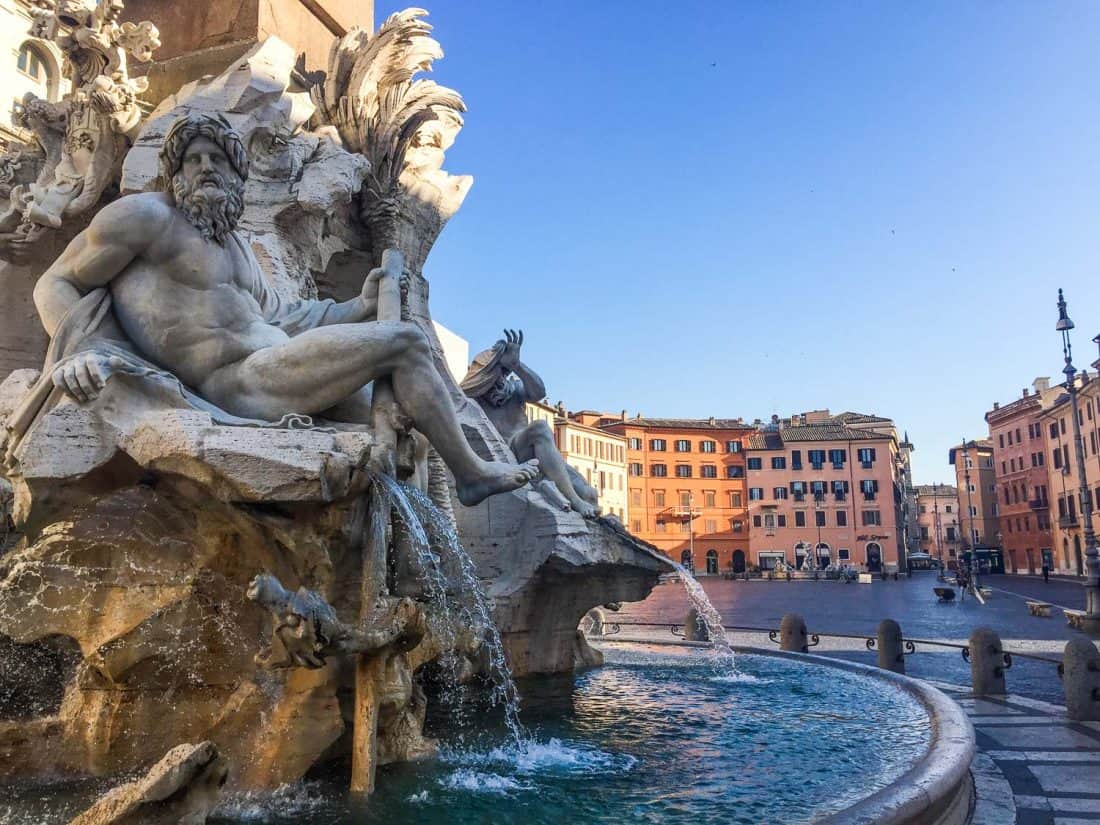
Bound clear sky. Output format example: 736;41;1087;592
377;1;1100;485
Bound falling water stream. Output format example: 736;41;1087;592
665;561;739;674
375;476;527;744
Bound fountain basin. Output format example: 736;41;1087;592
0;644;973;824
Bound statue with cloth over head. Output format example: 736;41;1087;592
461;330;601;518
13;112;538;506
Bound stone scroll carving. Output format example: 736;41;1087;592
0;0;160;263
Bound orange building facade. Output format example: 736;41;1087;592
745;423;901;572
597;416;754;575
949;439;999;551
985;385;1054;574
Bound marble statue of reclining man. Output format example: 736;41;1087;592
461;330;601;518
27;112;537;506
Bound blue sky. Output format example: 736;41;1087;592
378;1;1100;484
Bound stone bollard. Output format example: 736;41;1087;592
779;613;808;653
583;607;608;636
968;627;1007;696
1062;638;1100;721
684;608;710;642
876;619;905;674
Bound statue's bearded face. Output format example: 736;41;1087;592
171;136;245;245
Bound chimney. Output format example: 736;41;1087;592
993;401;999;410
1022;388;1028;398
621;409;627;421
708;416;716;426
1034;376;1050;393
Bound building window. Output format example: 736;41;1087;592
860;479;878;501
675;439;691;452
808;450;825;469
631;489;641;506
832;481;848;501
771;456;787;470
791;450;802;470
945;505;952;513
17;44;46;82
861;510;882;526
651;439;666;451
656;520;667;532
837;548;850;560
726;440;741;453
773;487;788;500
836;511;847;527
700;440;716;453
752;515;762;527
704;491;716;507
631;519;641;533
828;449;846;469
946;526;956;540
704;519;717;533
628;437;642;449
726;465;744;479
763;514;776;529
654;490;666;507
747;457;763;470
795;511;806;527
732;519;743;532
857;447;876;468
749;487;764;501
815;510;826;527
729;491;742;508
777;515;787;527
675;464;692;478
651;463;667;477
628;462;643;476
679;491;691;508
680;520;690;533
700;465;717;478
811;481;826;501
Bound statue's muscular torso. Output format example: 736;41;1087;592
104;194;290;390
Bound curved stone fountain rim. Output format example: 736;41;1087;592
737;645;976;825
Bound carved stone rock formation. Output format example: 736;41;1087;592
0;374;448;787
68;741;227;825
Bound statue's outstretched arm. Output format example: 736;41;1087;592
34;194;166;335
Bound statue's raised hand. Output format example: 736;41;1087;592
51;351;121;404
499;328;523;370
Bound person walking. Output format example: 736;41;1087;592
1042;563;1050;583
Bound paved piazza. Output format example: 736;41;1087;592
613;571;1087;704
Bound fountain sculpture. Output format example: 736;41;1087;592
0;3;669;816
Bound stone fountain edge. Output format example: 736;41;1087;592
737;645;975;825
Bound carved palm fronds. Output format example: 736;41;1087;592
310;8;468;259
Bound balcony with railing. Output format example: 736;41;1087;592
1058;514;1079;528
1028;498;1047;511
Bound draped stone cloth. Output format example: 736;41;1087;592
5;232;340;458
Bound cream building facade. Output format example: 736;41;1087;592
1;0;68;148
914;484;961;563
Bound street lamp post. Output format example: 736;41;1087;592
1056;289;1100;632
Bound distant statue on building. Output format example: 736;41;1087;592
462;329;601;518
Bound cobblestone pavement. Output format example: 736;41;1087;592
931;683;1100;825
611;570;1094;704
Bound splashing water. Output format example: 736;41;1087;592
374;476;527;745
667;561;737;674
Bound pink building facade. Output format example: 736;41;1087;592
745;424;900;573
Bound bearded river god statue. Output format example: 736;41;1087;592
14;113;537;505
